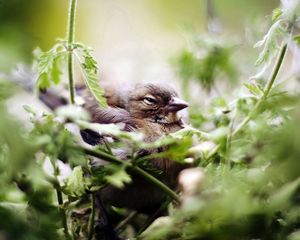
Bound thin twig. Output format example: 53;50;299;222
115;211;138;233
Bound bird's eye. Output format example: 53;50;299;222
143;96;157;105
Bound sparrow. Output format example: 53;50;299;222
82;83;189;239
85;83;189;202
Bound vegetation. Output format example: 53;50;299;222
0;0;300;239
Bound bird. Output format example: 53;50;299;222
81;83;189;203
80;83;189;239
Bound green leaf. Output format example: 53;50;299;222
23;105;37;116
243;83;263;96
270;177;300;209
254;20;286;66
288;230;300;240
294;35;300;45
55;105;90;121
104;165;131;188
174;37;237;92
75;44;108;108
34;43;67;90
37;72;51;90
63;166;89;197
52;53;64;85
272;8;283;22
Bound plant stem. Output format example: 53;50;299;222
115;211;138;233
137;198;171;236
132;166;180;202
67;0;77;104
207;43;288;160
88;193;96;240
232;43;287;136
56;189;70;239
49;157;70;239
81;147;180;202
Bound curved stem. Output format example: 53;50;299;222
207;43;288;160
67;0;78;104
232;43;287;136
81;147;180;202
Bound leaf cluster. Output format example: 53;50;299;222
34;40;107;107
174;36;238;91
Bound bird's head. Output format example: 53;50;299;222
126;83;188;124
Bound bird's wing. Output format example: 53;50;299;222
87;106;131;124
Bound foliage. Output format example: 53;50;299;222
174;36;238;92
1;0;300;240
34;40;107;107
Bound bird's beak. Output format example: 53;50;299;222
165;97;189;113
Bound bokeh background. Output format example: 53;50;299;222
1;0;278;84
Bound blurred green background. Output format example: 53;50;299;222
0;0;278;74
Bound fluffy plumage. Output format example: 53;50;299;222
82;83;189;213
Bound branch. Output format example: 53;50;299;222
81;147;180;202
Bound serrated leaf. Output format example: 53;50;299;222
104;165;131;188
34;43;67;90
52;54;65;85
75;44;108;108
254;20;286;66
243;83;263;96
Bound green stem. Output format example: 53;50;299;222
207;43;288;160
81;147;180;202
115;211;138;233
133;166;180;202
225;108;236;165
67;0;77;104
137;198;171;236
232;43;287;136
56;189;70;239
49;157;70;239
87;194;96;240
